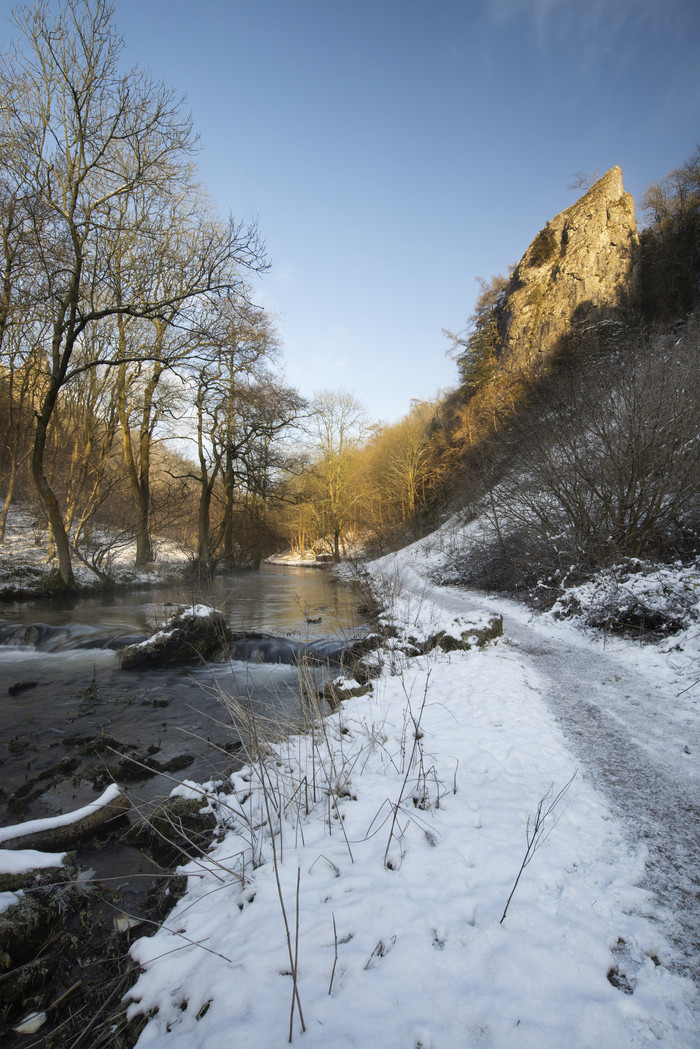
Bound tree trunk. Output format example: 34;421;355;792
0;786;130;852
197;478;213;571
116;355;154;568
31;390;76;591
134;482;154;566
0;454;18;543
222;456;236;564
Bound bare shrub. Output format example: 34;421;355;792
485;317;700;587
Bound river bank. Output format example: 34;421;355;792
0;559;369;1045
119;532;698;1049
2;506;699;1046
0;505;193;601
0;503;353;602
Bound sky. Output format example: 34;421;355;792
2;0;699;424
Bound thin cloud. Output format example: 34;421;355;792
485;0;689;61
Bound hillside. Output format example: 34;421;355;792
432;163;700;616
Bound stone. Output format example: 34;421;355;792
119;604;230;669
498;167;640;375
323;677;372;710
426;613;504;653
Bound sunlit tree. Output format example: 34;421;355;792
309;389;366;561
0;0;265;588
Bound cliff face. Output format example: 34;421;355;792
498;166;640;372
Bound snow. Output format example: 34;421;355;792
125;524;699;1047
266;551;336;567
0;890;23;916
0;503;190;597
0;848;68;874
0;784;123;844
180;604;223;619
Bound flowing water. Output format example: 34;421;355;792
0;565;367;1043
0;564;366;831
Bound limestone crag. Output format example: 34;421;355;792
499;166;640;372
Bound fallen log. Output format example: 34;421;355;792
0;783;130;852
0;848;70;893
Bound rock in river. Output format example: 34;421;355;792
119;604;231;669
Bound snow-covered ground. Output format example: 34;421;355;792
123;523;700;1048
266;550;336;567
0;504;190;597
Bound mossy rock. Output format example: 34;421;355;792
427;614;503;653
0;876;80;965
0;852;75;894
323;679;372;710
120;607;231;669
129;797;216;855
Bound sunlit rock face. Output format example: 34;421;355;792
499;166;640;372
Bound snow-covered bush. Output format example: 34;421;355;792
550;559;700;636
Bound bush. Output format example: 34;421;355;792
486;317;700;573
550;559;700;636
528;224;558;268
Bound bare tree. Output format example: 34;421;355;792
0;0;265;588
488;319;700;581
309;389;367;561
194;296;304;570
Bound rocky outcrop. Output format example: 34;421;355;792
499;166;640;373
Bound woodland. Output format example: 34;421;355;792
0;0;699;598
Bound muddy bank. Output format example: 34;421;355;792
0;805;209;1048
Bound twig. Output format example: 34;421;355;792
328;912;339;995
500;770;577;924
66;966;135;1049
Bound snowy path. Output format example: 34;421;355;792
386;564;700;982
504;614;700;980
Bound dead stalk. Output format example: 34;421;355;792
500;769;577;924
328;912;339;996
383;672;430;868
289;866;304;1042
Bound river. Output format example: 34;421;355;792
0;565;366;1044
0;564;366;832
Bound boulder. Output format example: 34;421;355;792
323;677;372;710
425;614;504;653
120;604;230;669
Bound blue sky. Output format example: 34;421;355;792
4;0;699;422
